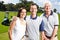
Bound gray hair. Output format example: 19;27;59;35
44;1;52;7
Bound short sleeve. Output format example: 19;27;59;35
54;14;59;26
39;20;44;32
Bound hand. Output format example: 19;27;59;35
44;37;49;40
50;37;54;40
45;38;49;40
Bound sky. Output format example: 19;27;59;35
0;0;60;13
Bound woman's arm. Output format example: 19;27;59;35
8;20;16;40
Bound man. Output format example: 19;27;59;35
40;2;59;40
25;3;44;40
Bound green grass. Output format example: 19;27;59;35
0;11;17;33
0;32;9;40
0;11;60;40
58;14;60;40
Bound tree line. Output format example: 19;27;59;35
0;1;57;13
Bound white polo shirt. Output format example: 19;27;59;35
26;15;42;40
41;12;59;37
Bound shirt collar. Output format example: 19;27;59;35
30;15;37;20
43;10;53;16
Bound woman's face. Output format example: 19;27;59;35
20;9;26;18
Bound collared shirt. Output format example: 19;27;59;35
40;11;59;37
30;15;37;20
26;15;43;40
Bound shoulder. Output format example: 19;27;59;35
26;15;30;18
53;12;58;16
12;16;18;21
26;15;30;20
37;16;42;20
37;16;40;18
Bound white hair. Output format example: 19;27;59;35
44;1;52;7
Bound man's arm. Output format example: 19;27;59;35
50;26;58;40
50;14;59;40
40;20;47;40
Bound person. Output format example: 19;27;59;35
8;7;26;40
2;16;10;26
40;2;59;40
5;11;9;18
25;3;44;40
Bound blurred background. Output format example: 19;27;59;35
0;0;60;40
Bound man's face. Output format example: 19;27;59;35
44;3;51;12
30;5;37;15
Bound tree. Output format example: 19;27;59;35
0;1;6;11
0;0;40;11
38;7;44;13
15;1;34;11
5;3;15;11
53;8;57;13
19;0;27;3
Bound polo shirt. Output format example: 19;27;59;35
26;15;43;40
40;11;59;37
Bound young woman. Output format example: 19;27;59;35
8;8;26;40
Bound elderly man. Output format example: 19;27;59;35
40;2;59;40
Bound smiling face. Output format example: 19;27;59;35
20;9;26;19
30;5;37;15
44;3;52;12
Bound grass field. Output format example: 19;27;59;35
0;11;60;40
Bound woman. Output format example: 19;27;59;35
8;8;26;40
